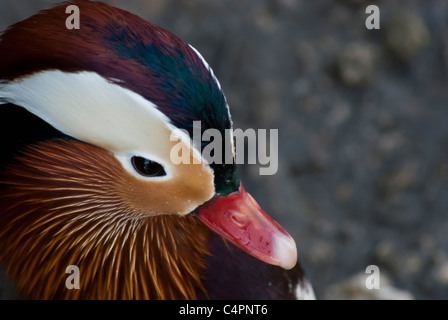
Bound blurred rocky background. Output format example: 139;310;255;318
1;0;447;299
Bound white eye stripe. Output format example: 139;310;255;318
0;71;170;146
0;70;206;179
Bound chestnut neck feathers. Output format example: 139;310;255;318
0;140;210;299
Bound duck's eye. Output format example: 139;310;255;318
131;156;166;177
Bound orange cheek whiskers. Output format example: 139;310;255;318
0;139;211;299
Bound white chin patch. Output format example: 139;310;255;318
295;278;316;300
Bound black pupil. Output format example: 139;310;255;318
131;156;166;177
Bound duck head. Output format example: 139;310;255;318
0;0;297;298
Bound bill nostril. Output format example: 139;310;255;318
229;211;249;228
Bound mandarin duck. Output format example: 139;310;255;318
0;0;315;300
